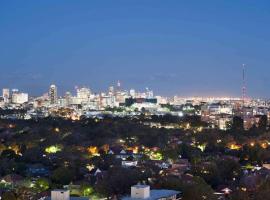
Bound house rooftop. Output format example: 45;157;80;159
122;189;181;200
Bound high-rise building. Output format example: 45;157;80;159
117;80;121;92
2;88;10;103
130;89;136;97
77;87;91;103
146;88;154;98
11;89;19;97
65;91;72;106
49;85;58;105
109;86;114;95
12;92;28;104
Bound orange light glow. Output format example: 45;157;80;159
87;146;99;156
229;144;242;150
261;143;268;149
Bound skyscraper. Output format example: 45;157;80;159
2;88;10;103
49;85;57;105
12;92;28;104
77;87;91;103
65;91;72;106
109;86;114;95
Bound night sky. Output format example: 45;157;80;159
0;1;270;97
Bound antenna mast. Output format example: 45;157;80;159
242;64;246;106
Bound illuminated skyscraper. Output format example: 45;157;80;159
65;91;72;106
2;88;10;103
130;89;136;97
77;87;91;102
12;92;28;104
49;85;58;105
109;86;114;95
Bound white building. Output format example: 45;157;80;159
2;88;10;103
122;160;138;168
130;89;136;98
217;115;232;130
0;97;5;107
46;190;89;200
100;95;117;108
131;102;159;112
109;86;115;95
156;96;168;105
122;185;182;200
131;185;150;199
52;190;70;200
146;88;154;98
77;87;91;103
12;92;28;104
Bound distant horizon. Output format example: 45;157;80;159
1;82;267;100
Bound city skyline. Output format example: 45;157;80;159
0;82;255;99
2;2;270;200
1;1;270;97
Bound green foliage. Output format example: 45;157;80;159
182;177;217;200
162;147;180;161
51;167;75;186
192;162;220;188
81;184;94;196
1;149;17;159
95;167;143;197
216;158;241;182
34;178;50;192
2;191;17;200
159;176;217;200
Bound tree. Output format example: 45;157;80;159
232;116;244;131
159;176;183;190
34;178;50;192
230;190;250;200
2;191;17;200
16;187;35;200
217;158;241;182
162;147;179;161
1;149;17;159
254;176;270;200
81;183;94;197
258;115;268;131
21;147;44;163
179;143;202;164
95;167;142;198
158;175;217;200
191;162;221;188
51;167;75;185
182;177;217;200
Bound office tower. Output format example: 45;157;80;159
2;88;10;103
77;87;91;102
146;88;154;98
130;89;136;98
11;89;19;95
117;80;121;92
109;86;114;95
49;84;58;105
12;92;28;104
65;91;72;106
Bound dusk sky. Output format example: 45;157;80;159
0;1;270;97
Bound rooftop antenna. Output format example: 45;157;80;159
242;64;246;106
